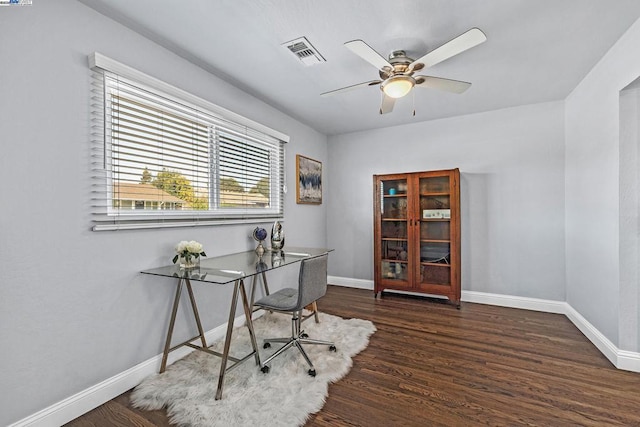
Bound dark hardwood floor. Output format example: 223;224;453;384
66;286;640;426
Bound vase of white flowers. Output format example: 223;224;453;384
173;240;206;269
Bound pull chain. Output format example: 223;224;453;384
412;91;416;116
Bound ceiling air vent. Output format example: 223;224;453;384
282;36;326;66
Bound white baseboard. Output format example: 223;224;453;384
462;291;639;370
563;303;619;368
330;276;640;373
9;313;254;427
12;280;640;427
461;290;567;314
328;275;373;289
617;350;640;372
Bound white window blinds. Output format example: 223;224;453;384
89;53;288;231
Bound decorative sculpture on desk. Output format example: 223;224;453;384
271;220;285;251
252;227;268;256
271;248;284;267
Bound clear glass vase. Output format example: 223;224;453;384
179;254;200;269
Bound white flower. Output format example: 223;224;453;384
186;240;203;254
175;240;189;254
173;240;206;264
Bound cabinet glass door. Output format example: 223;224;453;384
419;176;451;286
379;178;409;282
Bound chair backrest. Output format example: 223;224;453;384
296;254;328;309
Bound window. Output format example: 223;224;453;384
89;53;288;231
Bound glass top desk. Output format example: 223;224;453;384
141;247;332;400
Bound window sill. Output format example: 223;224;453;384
92;216;283;231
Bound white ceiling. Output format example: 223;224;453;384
79;0;640;136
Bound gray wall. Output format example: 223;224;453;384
326;101;566;301
3;1;640;424
0;1;327;425
620;85;640;352
565;16;640;349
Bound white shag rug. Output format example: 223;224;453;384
131;312;376;427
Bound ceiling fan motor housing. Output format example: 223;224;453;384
380;50;415;79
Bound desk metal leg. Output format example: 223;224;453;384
160;278;184;373
216;279;241;400
249;270;271;306
239;279;261;366
214;279;261;400
261;270;270;295
249;275;258;307
185;279;208;349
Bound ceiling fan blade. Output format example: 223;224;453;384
320;80;381;97
379;94;396;114
409;28;487;71
415;76;472;94
344;40;393;71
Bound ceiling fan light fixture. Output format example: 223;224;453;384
381;75;415;98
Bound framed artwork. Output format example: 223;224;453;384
296;154;322;204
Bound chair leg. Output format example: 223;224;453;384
294;340;315;370
260;310;336;375
263;337;291;344
299;337;335;346
260;338;296;368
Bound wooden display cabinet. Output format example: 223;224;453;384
373;169;461;307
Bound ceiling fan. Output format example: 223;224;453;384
321;28;487;114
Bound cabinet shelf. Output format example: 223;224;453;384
421;262;451;267
374;169;460;307
420;192;450;197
